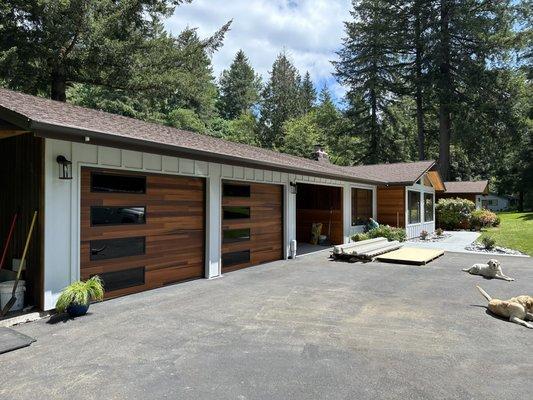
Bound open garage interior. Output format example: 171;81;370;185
221;181;284;273
296;183;343;250
80;168;205;298
0;132;43;311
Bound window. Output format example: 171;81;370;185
408;191;421;224
223;228;251;244
91;206;146;226
223;183;250;197
91;173;146;194
351;188;373;226
96;266;145;292
424;193;434;222
223;206;250;220
222;250;250;267
90;237;145;261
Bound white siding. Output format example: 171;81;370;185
43;139;376;310
405;183;436;239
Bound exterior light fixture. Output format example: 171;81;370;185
56;155;73;180
289;181;297;194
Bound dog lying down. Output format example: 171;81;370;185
462;259;514;281
477;286;533;329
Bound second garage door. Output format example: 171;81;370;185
221;180;284;272
80;168;205;298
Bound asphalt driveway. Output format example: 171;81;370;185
1;251;532;400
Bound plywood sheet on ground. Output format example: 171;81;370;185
376;247;444;265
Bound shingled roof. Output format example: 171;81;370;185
344;160;437;185
443;180;489;194
0;88;384;184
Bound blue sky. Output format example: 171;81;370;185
165;0;352;102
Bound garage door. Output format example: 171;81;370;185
221;181;284;272
80;168;205;298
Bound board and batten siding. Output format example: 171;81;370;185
42;138;372;310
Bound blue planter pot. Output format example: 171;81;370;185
66;303;90;318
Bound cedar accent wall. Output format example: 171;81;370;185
0;134;43;308
377;186;405;228
296;183;343;244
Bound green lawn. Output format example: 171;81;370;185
479;211;533;255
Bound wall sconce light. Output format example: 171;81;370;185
289;181;297;194
56;155;72;180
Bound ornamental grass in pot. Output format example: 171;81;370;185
55;276;104;317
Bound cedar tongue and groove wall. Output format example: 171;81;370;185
377;186;405;228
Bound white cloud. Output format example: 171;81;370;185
165;0;351;102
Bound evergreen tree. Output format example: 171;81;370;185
259;53;304;149
299;72;316;113
334;0;404;164
217;50;262;119
0;1;230;102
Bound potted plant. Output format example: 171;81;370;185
55;276;104;317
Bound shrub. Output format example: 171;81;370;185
420;230;429;240
367;225;407;242
435;228;444;236
56;276;105;313
435;198;475;230
481;236;496;250
470;209;498;230
351;232;370;242
493;215;501;227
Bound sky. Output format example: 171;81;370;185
165;0;352;102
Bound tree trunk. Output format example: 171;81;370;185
414;0;425;160
438;0;451;181
50;65;67;102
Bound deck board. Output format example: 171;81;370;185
376;247;444;265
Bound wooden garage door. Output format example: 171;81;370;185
221;181;283;272
80;168;205;298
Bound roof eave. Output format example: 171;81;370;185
29;119;382;185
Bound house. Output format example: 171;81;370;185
346;161;445;239
436;180;489;209
477;193;515;212
0;88;443;311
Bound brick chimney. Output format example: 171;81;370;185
313;144;329;163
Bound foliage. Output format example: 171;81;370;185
280;112;321;158
435;228;444;236
55;276;104;313
351;233;370;242
436;198;475;230
481;236;496;250
208;112;260;146
367;225;407;242
479;212;533;255
218;50;262;119
470;209;498;230
420;230;429;240
167;108;207;133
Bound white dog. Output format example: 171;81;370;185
462;259;514;282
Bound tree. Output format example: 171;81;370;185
217;50;262;119
259;52;304;149
0;1;230;102
280;112;322;158
334;0;404;164
299;71;316;113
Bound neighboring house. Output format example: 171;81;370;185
477;193;514;211
346;162;445;239
0;88;443;311
436;180;490;209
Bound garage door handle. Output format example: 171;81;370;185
91;245;107;255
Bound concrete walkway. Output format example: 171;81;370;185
407;231;480;253
407;231;529;257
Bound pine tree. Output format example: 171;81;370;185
299;71;316;113
217;50;262;119
334;0;404;164
259;53;304;149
